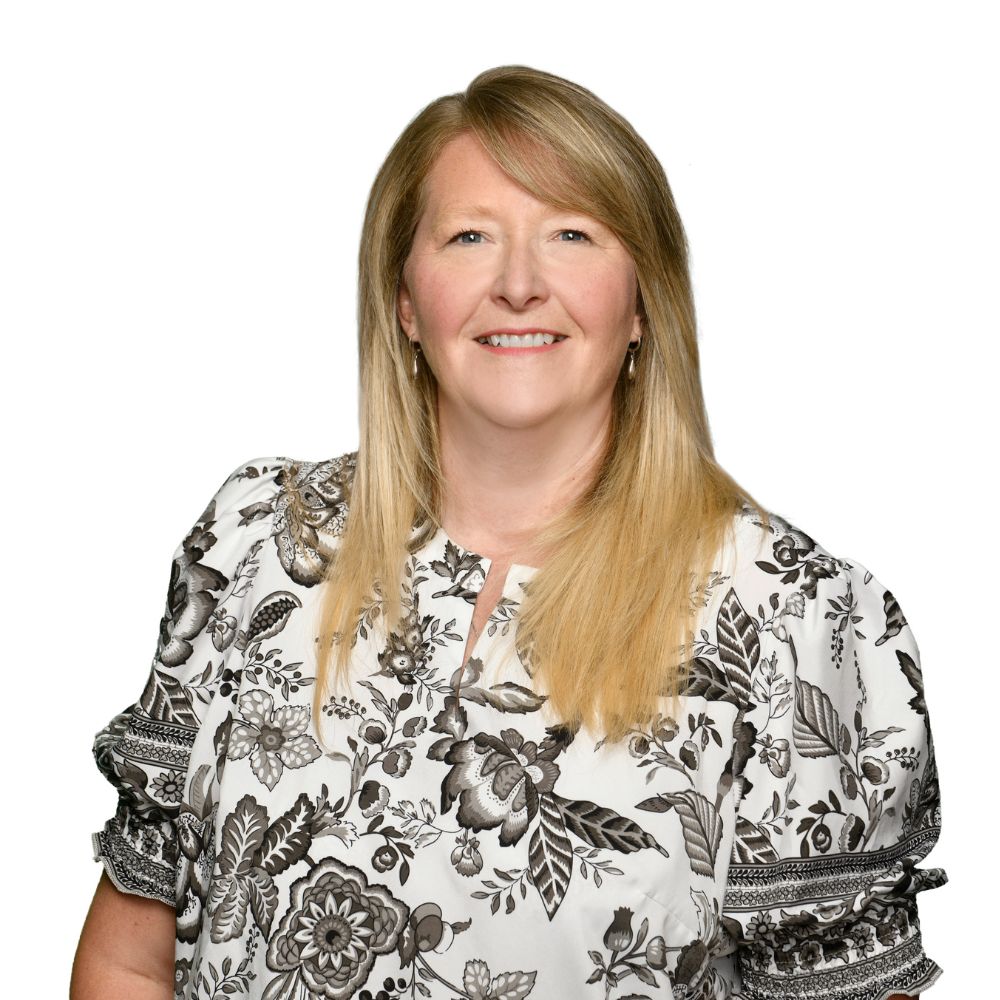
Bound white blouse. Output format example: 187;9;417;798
90;452;946;1000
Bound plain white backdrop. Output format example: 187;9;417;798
2;1;995;994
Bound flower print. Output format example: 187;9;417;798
402;715;427;738
861;756;890;784
745;910;777;945
756;734;790;778
801;556;839;599
748;940;771;971
150;768;185;805
372;845;398;872
376;608;428;686
838;813;865;852
174;956;192;998
645;935;667;970
809;823;832;853
770;590;806;642
208;608;239;651
603;906;634;951
773;535;802;569
451;832;483;877
396;901;467;968
798;938;823;970
156;527;229;668
679;739;700;769
851;923;876;958
381;747;412;778
628;734;650;758
265;856;409;999
442;727;561;846
139;825;160;856
358;780;389;818
226;688;321;791
175;811;212;944
840;763;860;800
360;720;387;744
274;455;353;587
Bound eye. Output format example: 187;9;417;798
448;228;593;245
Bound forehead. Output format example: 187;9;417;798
419;133;588;224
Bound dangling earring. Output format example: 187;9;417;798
411;341;421;379
626;338;641;381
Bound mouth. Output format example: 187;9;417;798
474;331;568;352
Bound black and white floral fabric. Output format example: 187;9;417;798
90;453;946;1000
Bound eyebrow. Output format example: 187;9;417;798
429;204;500;234
429;204;599;236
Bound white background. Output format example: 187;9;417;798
2;1;995;994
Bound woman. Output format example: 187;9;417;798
72;66;945;1000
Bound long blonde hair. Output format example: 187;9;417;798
293;64;770;748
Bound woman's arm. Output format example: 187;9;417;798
70;872;175;1000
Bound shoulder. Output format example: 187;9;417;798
724;501;894;622
206;455;295;516
717;503;921;685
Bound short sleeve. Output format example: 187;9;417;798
89;456;286;905
723;556;947;999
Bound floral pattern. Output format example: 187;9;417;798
90;453;946;999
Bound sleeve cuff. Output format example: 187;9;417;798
90;801;177;907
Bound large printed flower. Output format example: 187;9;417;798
156;525;229;667
226;689;321;790
265;856;409;999
442;727;560;846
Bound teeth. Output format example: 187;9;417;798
476;332;566;347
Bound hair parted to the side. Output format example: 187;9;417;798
303;64;770;751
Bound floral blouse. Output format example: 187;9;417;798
90;453;946;1000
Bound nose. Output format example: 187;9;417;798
490;235;549;311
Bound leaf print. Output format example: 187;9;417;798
555;795;669;857
463;681;548;714
245;867;279;938
460;959;537;1000
898;648;926;716
207;872;250;942
219;794;268;876
680;656;742;705
138;667;199;728
527;793;573;919
655;789;722;877
464;958;492;999
792;676;843;758
715;588;760;709
489;969;538;999
872;586;906;646
730;816;780;864
255;791;315;875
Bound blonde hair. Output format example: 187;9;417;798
297;64;770;748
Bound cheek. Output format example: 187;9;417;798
410;264;479;333
559;266;636;334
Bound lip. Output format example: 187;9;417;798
474;328;568;354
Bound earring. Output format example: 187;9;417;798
411;341;421;379
626;338;641;381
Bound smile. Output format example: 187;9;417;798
475;332;568;350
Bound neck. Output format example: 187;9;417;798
436;398;612;564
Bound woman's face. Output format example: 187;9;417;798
398;132;642;435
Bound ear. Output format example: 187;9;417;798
397;273;416;339
630;309;643;344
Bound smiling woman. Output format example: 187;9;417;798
76;65;945;1000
